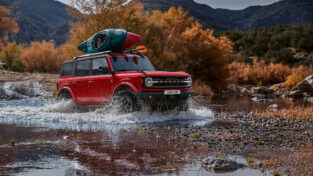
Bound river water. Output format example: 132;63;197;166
0;81;294;175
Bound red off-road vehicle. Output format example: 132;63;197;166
57;50;193;112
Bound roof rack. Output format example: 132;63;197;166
73;49;145;60
73;50;113;60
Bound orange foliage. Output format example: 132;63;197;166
0;6;18;48
65;0;233;90
21;41;66;73
285;73;303;90
228;59;313;85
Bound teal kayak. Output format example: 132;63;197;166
77;29;141;53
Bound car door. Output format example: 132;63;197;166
71;59;92;104
89;57;113;104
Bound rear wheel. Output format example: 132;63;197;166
58;90;72;101
114;90;138;113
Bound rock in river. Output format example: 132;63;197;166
202;158;244;172
251;86;273;95
290;74;313;97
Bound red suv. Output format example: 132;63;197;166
57;50;193;112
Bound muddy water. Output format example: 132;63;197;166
0;82;288;175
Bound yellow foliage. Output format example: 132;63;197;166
21;41;66;73
284;73;303;90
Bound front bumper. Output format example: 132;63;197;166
135;90;193;110
135;90;194;100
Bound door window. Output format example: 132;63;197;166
92;58;110;75
61;62;73;77
75;60;90;77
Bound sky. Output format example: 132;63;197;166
194;0;280;10
57;0;281;10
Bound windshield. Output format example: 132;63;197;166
110;56;155;72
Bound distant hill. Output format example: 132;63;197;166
1;0;313;45
0;0;73;45
139;0;313;31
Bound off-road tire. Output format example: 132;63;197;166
114;90;139;113
58;90;72;101
177;101;190;111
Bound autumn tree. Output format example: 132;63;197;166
0;42;24;72
21;41;66;73
0;6;18;48
64;0;233;90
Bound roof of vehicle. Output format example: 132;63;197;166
70;50;145;62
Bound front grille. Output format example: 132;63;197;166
149;76;191;88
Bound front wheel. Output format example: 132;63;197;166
177;102;190;111
114;90;139;113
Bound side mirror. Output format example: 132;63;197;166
99;66;111;74
157;67;164;71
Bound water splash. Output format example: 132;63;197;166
1;81;52;99
0;98;213;131
0;81;214;131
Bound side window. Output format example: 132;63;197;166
75;60;90;77
61;62;73;77
92;58;110;75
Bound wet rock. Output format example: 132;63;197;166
290;74;313;97
267;104;279;110
2;81;50;98
251;86;273;95
305;97;313;104
269;83;285;90
289;90;304;98
240;87;250;95
251;96;270;102
202;158;244;172
270;83;288;97
227;84;241;94
0;88;12;99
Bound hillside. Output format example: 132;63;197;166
139;0;313;31
1;0;313;45
0;0;73;45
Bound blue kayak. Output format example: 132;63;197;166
77;29;141;53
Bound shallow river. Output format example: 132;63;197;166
0;82;301;175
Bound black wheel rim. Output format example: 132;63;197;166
120;96;133;113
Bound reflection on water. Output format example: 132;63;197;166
0;124;266;176
198;95;309;113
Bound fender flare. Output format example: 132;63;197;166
57;86;78;103
113;82;139;95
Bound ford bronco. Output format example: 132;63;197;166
57;50;193;112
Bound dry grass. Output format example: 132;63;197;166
228;59;313;85
254;106;313;120
192;80;213;96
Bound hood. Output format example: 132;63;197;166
144;71;190;77
114;71;190;77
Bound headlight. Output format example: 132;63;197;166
145;77;153;87
186;76;192;86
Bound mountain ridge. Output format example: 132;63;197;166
1;0;313;45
